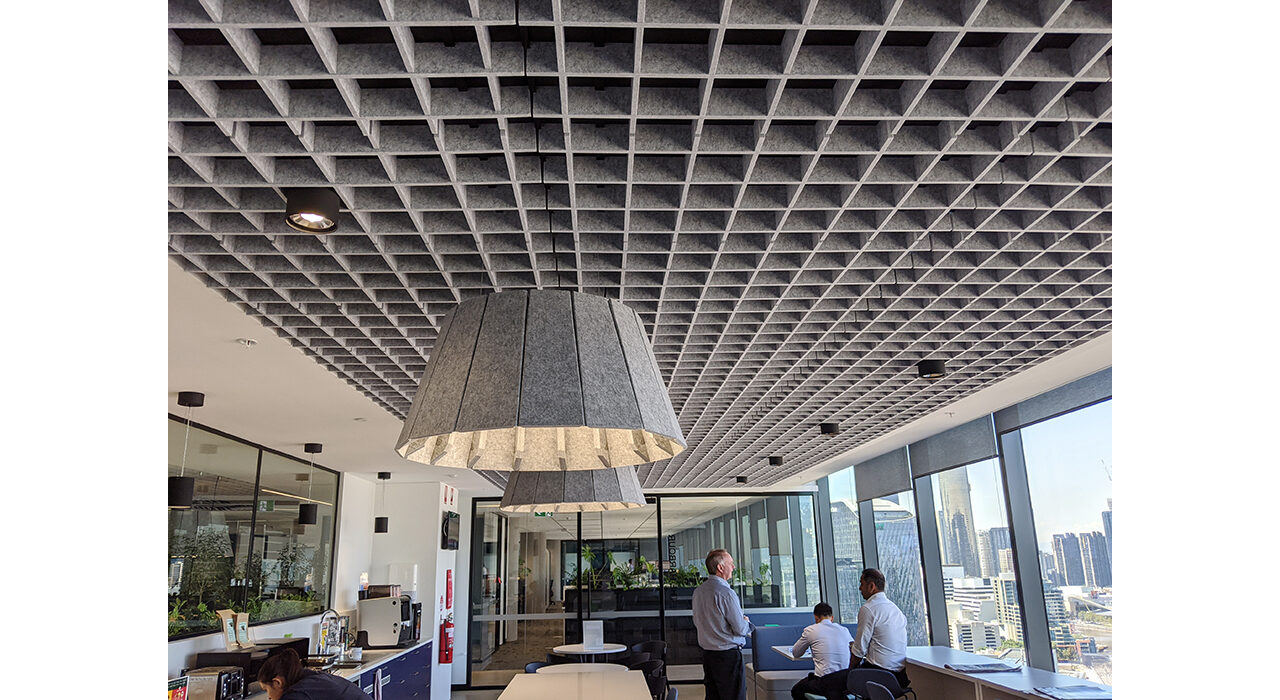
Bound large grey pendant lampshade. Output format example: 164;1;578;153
499;467;645;513
396;289;686;471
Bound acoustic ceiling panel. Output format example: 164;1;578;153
168;0;1112;489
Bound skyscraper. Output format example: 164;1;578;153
980;526;1012;576
998;548;1015;575
829;499;863;618
1080;531;1111;588
873;497;929;646
937;468;981;577
1101;499;1113;563
1053;533;1086;586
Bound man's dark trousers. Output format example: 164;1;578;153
790;669;849;700
702;647;746;700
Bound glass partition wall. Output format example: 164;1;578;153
167;418;339;639
467;493;823;687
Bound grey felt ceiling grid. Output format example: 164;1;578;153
168;0;1112;490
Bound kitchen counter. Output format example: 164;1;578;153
243;640;432;698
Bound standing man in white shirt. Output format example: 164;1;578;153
788;602;854;700
851;568;910;689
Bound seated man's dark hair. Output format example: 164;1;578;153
813;602;834;618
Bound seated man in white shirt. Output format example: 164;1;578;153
789;602;854;700
850;568;910;690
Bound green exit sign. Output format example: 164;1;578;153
533;512;552;517
257;500;275;512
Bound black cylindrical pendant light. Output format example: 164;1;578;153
819;422;841;435
375;472;391;534
298;442;323;525
298;503;318;525
170;391;206;510
284;188;341;233
916;359;946;379
768;456;784;467
169;476;195;510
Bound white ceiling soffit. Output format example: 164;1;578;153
167;1;1112;489
168;260;498;493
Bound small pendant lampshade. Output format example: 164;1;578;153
169;476;195;510
374;472;391;533
169;391;206;510
396;289;686;472
298;442;322;525
499;466;645;513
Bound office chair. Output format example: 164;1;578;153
865;681;895;700
524;661;548;673
620;651;651;666
629;659;665;674
632;639;668;661
845;668;915;700
665;686;678;700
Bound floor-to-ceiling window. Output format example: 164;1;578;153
1019;399;1113;684
929;458;1024;659
872;490;930;645
825;466;865;624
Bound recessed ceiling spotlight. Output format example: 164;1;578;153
736;475;748;484
284;188;341;234
819;422;841;435
236;338;257;349
768;456;784;466
916;359;947;380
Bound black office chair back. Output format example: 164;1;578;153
846;668;905;699
525;661;548;673
622;651;651;665
631;639;668;661
865;681;895;700
630;659;665;675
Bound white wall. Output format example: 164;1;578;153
451;492;473;686
334;474;376;613
368;480;462;700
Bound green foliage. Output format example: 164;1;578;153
172;530;234;606
998;639;1024;649
665;564;705;588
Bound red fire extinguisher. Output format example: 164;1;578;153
439;613;454;663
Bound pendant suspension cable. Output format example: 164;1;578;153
180;405;193;478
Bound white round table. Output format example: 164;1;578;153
537;663;629;674
552;643;629;662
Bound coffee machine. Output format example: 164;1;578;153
356;594;418;648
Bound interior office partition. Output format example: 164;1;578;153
465;492;822;688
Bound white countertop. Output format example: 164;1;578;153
499;669;651;700
906;646;1110;698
